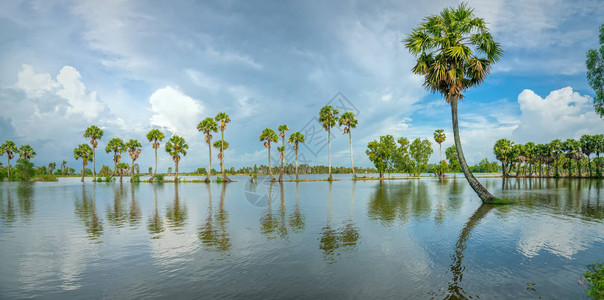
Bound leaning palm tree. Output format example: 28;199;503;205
213;140;229;182
146;129;165;182
214;112;232;182
339;112;358;178
18;145;36;161
405;3;504;203
84;125;104;181
288;132;306;180
319;105;339;180
105;138;126;177
277;124;289;182
165;135;189;182
197;117;218;183
0;140;17;180
125;139;142;176
74;144;94;183
260;128;279;181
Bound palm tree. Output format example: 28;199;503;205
146;129;165;182
0;141;17;180
84;125;104;181
278;124;289;182
405;3;504;203
214;112;232;182
594;134;604;176
339;112;358;178
198;117;218;183
165;135;189;182
493;139;513;177
18;145;36;161
580;134;596;177
125;139;142;176
105;138;126;177
115;162;130;182
213;140;229;182
535;144;548;177
74;144;93;182
549;139;563;177
319;105;339;180
433;129;446;178
562;138;581;177
61;160;67;175
260;128;279;181
288;132;306;180
48;162;56;175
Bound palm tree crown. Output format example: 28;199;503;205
18;145;36;161
338;112;358;133
288;132;305;148
319;106;339;130
84;125;103;148
434;129;445;145
215;112;231;131
105;138;126;163
165;135;189;163
198;117;218;144
146;129;165;147
0;140;17;160
260;128;279;147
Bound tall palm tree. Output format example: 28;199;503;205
165;135;189;182
84;125;104;181
214;112;232;182
61;160;67;175
105;138;126;177
74;144;93;183
288;132;305;180
260;128;279;181
18;145;36;161
198;117;218;183
213;140;229;182
48;162;56;175
339;112;358;178
433;129;446;162
549;139;563;177
0;141;17;180
125;139;142;176
580;134;596;177
405;3;504;203
319;105;339;180
146;129;165;182
278;124;289;182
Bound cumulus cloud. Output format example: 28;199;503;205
512;87;602;143
15;64;59;98
149;86;204;139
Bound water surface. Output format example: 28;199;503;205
0;176;603;299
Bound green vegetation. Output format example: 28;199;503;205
74;144;93;182
0;140;17;180
433;129;446;178
105;138;126;177
125;139;142;175
278;124;289;182
146;129;165;182
366;135;433;178
288;131;305;180
83;125;103;181
586;24;604;118
493;134;604;178
582;263;604;299
165;135;188;182
260;128;279;181
405;2;503;204
198;117;218;183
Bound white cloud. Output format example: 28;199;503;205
149;86;204;139
15;64;59;98
204;46;263;70
512;87;602;143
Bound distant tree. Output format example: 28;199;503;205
549;139;563;177
198;117;218;183
277;124;289;182
446;145;461;176
595;134;604;175
288;132;305;180
318;105;339;180
105;138;126;177
581;134;596;177
260;128;279;181
125;139;142;176
493;139;513;176
433;129;446;177
562;138;582;177
146;129;165;182
48;162;56;175
84;125;103;181
213;140;229;182
409;138;433;176
0;141;18;180
586;24;604;117
165;135;188;182
74;144;93;182
339;112;358;177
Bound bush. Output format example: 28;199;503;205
132;173;140;182
215;176;224;183
96;177;103;182
583;263;604;299
154;174;164;182
35;175;58;182
13;159;34;182
0;168;7;181
104;176;113;182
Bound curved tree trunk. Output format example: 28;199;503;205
451;101;498;204
349;131;356;178
207;142;212;183
328;127;332;180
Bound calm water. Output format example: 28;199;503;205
0;176;603;299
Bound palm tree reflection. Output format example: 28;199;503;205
166;182;187;230
107;182;127;228
128;182;141;227
147;184;165;238
74;184;103;240
260;182;279;238
288;182;305;232
319;182;360;263
0;188;17;225
199;183;231;252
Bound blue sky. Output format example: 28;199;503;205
0;0;602;172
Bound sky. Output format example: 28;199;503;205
0;0;603;172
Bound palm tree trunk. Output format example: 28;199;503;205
295;148;299;180
175;161;179;182
220;130;231;182
150;143;157;182
92;147;96;181
450;101;498;204
328;127;332;180
7;157;11;181
279;138;285;182
207;142;212;183
587;155;592;177
81;163;85;183
268;145;275;181
349;131;355;178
